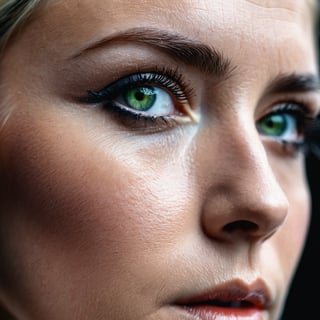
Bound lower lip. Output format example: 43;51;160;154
182;305;265;320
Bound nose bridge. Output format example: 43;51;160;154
201;116;289;242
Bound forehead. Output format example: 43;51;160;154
21;0;315;72
36;0;314;36
2;0;317;91
30;0;315;51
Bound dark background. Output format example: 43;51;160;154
281;22;320;319
282;153;320;319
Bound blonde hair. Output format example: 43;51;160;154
0;0;42;53
0;0;42;130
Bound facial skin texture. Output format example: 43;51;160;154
0;0;319;319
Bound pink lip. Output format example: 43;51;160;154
176;279;272;320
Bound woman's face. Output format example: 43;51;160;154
0;0;319;319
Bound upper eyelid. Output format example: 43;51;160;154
264;73;320;113
82;69;194;103
270;102;309;114
256;94;320;120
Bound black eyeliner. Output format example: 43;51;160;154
80;67;194;129
83;67;193;105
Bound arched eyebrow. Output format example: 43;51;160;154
71;27;234;79
266;73;320;94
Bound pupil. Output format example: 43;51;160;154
135;91;145;101
266;119;274;128
125;87;156;111
259;114;288;137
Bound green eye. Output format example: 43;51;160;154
124;87;156;111
258;114;288;137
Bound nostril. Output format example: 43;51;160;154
223;220;259;233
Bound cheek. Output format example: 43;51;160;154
0;109;194;310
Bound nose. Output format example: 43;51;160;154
200;118;289;243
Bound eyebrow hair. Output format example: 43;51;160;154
267;73;320;94
73;27;234;78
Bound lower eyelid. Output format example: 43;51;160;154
101;100;192;130
260;137;303;158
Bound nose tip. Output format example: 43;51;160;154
200;125;289;243
227;190;288;242
201;180;289;242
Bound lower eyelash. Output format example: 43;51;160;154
102;101;180;130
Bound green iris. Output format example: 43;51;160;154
258;114;287;137
124;87;156;111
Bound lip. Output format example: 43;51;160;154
175;279;272;320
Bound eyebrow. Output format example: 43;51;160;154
266;73;320;94
72;27;234;78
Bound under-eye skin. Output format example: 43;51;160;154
256;102;317;156
80;67;199;130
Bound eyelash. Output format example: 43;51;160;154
81;67;194;129
80;70;320;157
259;102;320;156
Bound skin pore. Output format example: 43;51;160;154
0;0;319;319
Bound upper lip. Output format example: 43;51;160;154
176;278;272;310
